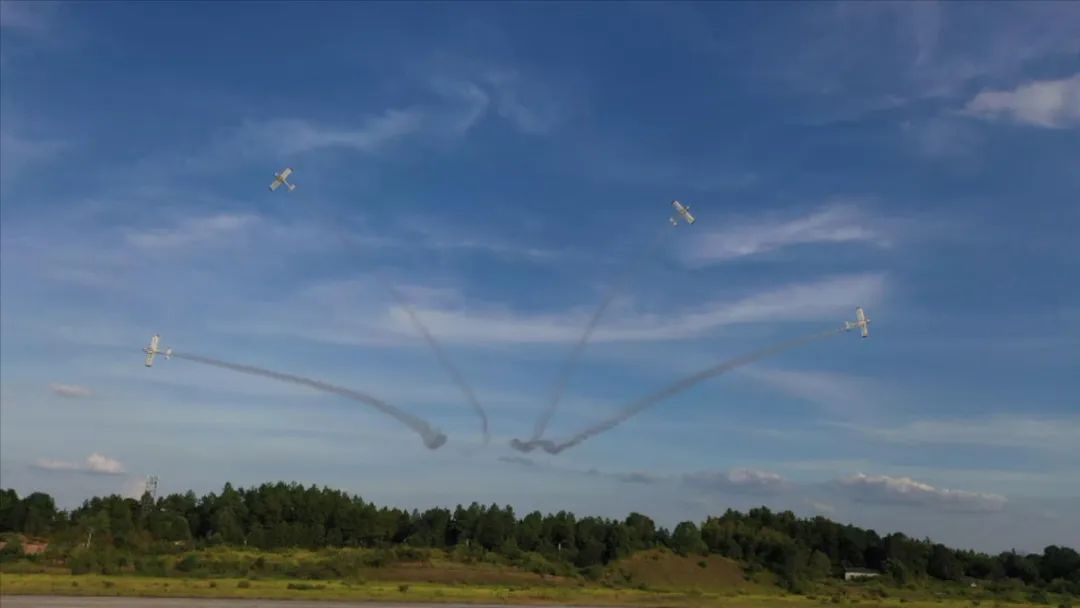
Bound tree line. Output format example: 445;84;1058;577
1;482;1077;593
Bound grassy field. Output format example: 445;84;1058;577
1;571;1062;608
0;548;1068;607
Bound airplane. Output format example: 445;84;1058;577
269;167;296;192
143;334;173;367
669;200;696;226
844;306;871;338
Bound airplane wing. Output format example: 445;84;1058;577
280;168;293;179
269;178;282;191
684;210;696;224
855;307;869;338
145;352;156;367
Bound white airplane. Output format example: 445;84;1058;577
269;167;296;192
669;200;696;226
844;307;871;338
143;334;173;367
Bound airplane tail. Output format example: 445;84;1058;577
287;183;296;191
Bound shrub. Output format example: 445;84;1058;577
208;581;218;588
103;580;115;589
1028;591;1050;605
398;584;410;593
582;565;604;581
237;580;251;589
286;582;325;591
175;554;200;573
698;560;708;568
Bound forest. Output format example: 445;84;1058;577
1;481;1077;596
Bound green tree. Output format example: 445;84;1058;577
0;489;23;532
21;492;57;536
808;549;833;579
671;521;706;556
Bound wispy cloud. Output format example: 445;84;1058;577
498;457;788;496
378;273;885;345
964;74;1080;129
483;69;569;135
125;213;260;250
226;272;884;347
49;383;93;398
33;452;126;476
739;366;878;419
0;132;67;185
0;0;57;34
836;473;1006;513
683;468;788;495
681;202;891;266
744;3;1080;123
230;111;426;157
838;415;1080;454
187;79;491;170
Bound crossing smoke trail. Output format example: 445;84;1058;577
525;224;674;443
170;352;447;449
510;326;846;454
377;272;490;445
318;214;490;444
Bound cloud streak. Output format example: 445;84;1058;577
964;74;1080;129
838;415;1080;454
386;273;885;346
33;452;126;476
49;383;93;398
836;473;1006;513
683;468;788;495
681;202;891;266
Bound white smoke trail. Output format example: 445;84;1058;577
170;351;447;449
526;224;674;442
510;326;847;454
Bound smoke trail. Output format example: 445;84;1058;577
376;271;490;444
320;216;490;444
527;224;674;442
510;326;846;454
170;352;447;450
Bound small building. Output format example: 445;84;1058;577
844;567;881;581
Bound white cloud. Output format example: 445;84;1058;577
684;468;788;494
837;473;1006;513
49;383;93;398
839;415;1080;454
379;273;886;345
964;74;1080;129
682;202;890;265
483;70;568;135
33;452;126;476
740;367;877;418
232;111;425;158
230;272;884;347
193;78;491;168
124;213;260;249
0;132;66;184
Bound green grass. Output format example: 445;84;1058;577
0;572;1061;608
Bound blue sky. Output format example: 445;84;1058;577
1;1;1078;554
